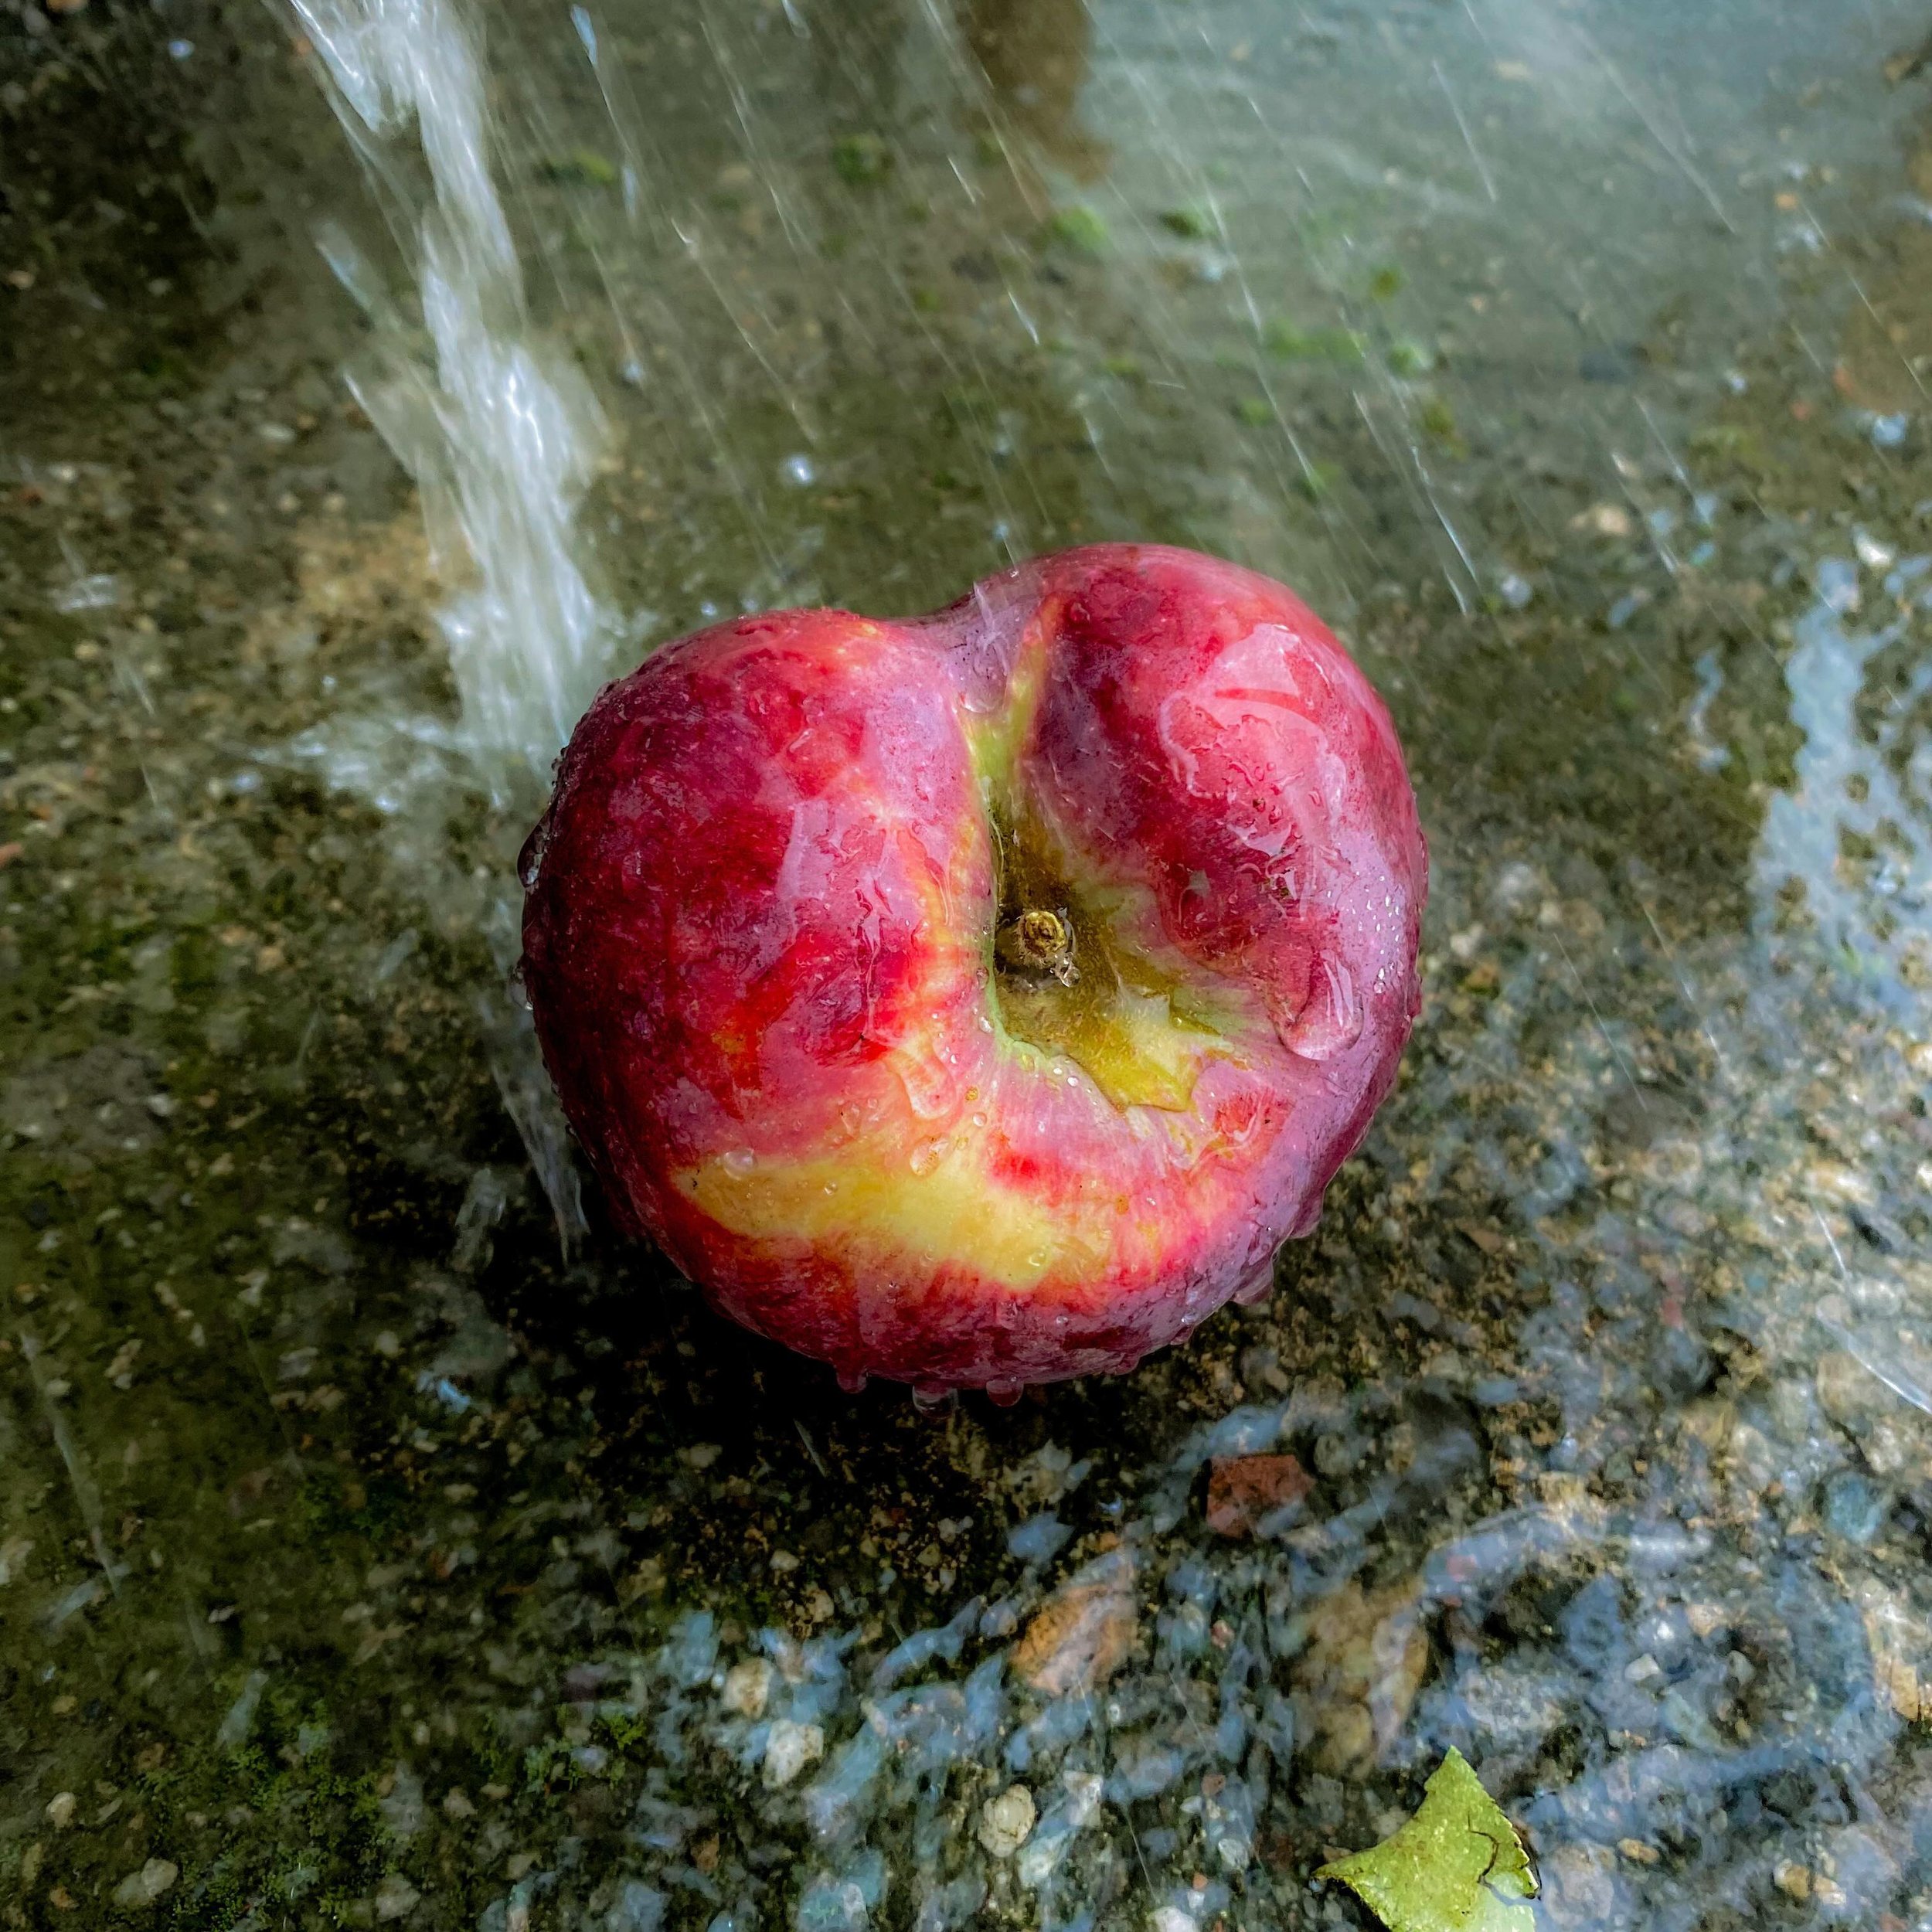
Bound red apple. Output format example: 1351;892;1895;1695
519;544;1425;1399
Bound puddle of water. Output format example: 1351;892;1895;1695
1;2;1931;1929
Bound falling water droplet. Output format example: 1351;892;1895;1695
836;1368;868;1395
570;3;597;63
985;1378;1023;1406
911;1385;953;1412
781;453;817;487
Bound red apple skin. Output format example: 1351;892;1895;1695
519;544;1426;1396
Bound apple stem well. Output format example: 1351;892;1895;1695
996;906;1078;985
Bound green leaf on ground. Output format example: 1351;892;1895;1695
1315;1749;1537;1932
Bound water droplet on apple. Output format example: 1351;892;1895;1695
911;1385;953;1412
909;1137;947;1176
1233;1266;1274;1305
723;1148;756;1177
836;1368;868;1394
895;1056;954;1120
969;1112;988;1131
985;1378;1023;1406
1282;956;1364;1063
516;813;551;889
838;1103;863;1139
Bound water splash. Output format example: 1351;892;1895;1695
1758;553;1932;995
277;0;624;1251
291;0;614;791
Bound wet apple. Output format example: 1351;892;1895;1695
519;544;1427;1398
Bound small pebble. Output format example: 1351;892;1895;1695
1205;1453;1311;1537
762;1718;824;1788
1573;502;1633;539
721;1657;772;1719
374;1873;420;1921
111;1858;179;1907
977;1784;1037;1858
1822;1469;1886;1543
1012;1551;1138;1696
45;1791;75;1829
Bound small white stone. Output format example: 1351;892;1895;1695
374;1872;421;1920
1572;502;1632;539
761;1718;824;1788
111;1858;179;1907
721;1658;772;1719
45;1791;76;1829
976;1784;1036;1858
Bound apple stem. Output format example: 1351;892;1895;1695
997;906;1078;986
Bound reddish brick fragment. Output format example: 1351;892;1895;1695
1206;1453;1311;1537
